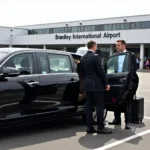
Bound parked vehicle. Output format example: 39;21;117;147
0;48;139;129
76;46;88;56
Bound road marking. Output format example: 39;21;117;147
144;116;150;120
94;130;150;150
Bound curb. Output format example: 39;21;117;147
137;70;150;73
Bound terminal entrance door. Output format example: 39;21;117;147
97;48;111;61
128;48;140;56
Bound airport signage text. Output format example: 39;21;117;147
55;32;121;40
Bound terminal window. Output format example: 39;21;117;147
113;23;123;30
67;27;72;33
129;22;136;29
72;27;78;32
141;21;150;29
104;24;113;31
28;21;150;35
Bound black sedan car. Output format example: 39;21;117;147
0;48;138;129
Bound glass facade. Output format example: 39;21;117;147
28;21;150;35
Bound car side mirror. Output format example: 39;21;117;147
3;67;20;77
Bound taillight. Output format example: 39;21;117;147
112;98;116;102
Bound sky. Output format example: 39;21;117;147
0;0;149;27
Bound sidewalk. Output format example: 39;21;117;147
137;69;150;72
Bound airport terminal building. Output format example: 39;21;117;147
0;14;150;69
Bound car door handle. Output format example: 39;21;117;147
27;81;39;86
120;78;126;82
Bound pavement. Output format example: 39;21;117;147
0;72;150;150
137;70;150;73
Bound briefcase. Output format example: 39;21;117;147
130;96;144;123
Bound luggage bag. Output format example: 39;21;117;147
130;96;144;123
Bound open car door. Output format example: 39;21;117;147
104;52;134;112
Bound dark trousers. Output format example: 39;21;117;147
114;105;129;124
86;92;104;129
137;63;139;69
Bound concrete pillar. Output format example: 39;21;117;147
63;46;67;51
9;30;13;48
9;36;12;48
43;45;46;49
109;45;113;56
140;44;144;70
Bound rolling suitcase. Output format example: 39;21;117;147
130;96;144;123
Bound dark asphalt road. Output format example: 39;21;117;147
0;72;150;150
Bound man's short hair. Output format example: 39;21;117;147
87;40;96;49
117;40;126;45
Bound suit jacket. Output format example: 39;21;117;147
80;51;108;92
115;51;139;106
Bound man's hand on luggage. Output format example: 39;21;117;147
105;85;110;91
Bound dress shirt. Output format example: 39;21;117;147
118;49;127;72
88;49;95;53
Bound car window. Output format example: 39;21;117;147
38;53;49;74
3;53;34;75
48;54;72;73
106;54;129;74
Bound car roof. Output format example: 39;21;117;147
0;47;73;55
77;46;88;50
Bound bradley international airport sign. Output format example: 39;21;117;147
55;32;121;41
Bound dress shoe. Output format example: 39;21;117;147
87;128;97;134
108;119;121;125
97;128;112;134
125;124;131;130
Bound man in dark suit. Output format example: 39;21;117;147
80;40;112;134
109;40;138;129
